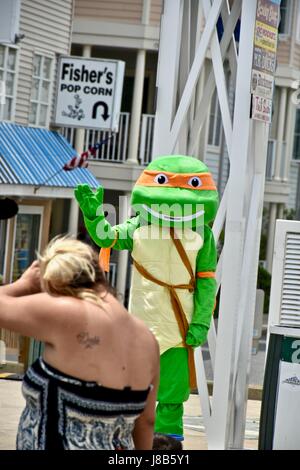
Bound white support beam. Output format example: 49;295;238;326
208;0;258;449
152;0;183;157
169;0;224;153
202;0;233;152
188;0;241;155
178;0;191;154
152;0;271;450
74;44;92;155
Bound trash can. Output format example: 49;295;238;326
259;220;300;450
259;326;300;449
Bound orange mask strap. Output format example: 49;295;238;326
197;271;216;279
135;170;217;191
99;231;118;273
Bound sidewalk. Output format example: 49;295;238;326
183;394;261;450
0;380;260;450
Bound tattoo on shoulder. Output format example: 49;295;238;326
76;332;100;349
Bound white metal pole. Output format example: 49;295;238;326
116;192;131;302
209;0;258;449
283;89;296;182
68;198;80;236
229;122;269;448
274;87;287;181
169;0;224;152
74;45;91;154
278;203;284;220
266;202;277;272
127;49;146;164
152;0;183;158
128;0;151;165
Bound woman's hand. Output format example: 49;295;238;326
19;261;41;295
0;261;41;297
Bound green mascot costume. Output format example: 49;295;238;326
75;155;219;441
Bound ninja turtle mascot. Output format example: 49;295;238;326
75;155;219;441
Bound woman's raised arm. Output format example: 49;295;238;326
0;262;75;343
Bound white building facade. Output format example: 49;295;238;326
67;0;300;298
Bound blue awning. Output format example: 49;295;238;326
0;122;99;188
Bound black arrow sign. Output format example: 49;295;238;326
92;101;110;121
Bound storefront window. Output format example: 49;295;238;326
0;44;18;121
12;213;41;281
208;90;222;148
29;53;53;127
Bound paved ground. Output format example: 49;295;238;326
201;319;267;387
183;394;261;450
0;318;267;450
0;380;260;450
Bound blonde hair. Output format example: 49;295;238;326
38;236;107;306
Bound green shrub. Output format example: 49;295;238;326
257;265;271;313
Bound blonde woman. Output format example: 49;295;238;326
0;237;159;450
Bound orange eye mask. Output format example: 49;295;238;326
135;170;217;191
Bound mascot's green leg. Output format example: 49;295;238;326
155;348;190;440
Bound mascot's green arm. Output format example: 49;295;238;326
74;184;139;251
186;225;217;347
84;214;140;251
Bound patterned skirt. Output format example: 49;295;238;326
16;357;150;450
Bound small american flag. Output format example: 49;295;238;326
63;153;89;171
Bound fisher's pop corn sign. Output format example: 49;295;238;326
54;56;125;131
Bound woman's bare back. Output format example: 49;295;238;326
43;292;158;391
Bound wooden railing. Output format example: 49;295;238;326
61;112;156;165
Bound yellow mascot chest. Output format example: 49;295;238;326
128;225;203;354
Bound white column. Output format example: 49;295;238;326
116;192;131;303
283;89;296;182
74;45;92;154
127;49;146;164
266;202;277;272
70;45;92;237
142;0;151;25
274;87;287;181
68;198;80;236
278;203;284;220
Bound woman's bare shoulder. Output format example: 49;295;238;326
104;293;159;350
131;315;159;352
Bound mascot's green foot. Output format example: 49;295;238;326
155;403;184;439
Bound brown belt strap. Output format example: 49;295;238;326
169;227;196;287
132;257;197;389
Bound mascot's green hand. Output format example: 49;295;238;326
186;324;209;347
74;184;104;221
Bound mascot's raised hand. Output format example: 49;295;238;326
75;184;119;249
74;184;104;221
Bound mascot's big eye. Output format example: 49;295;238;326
188;176;202;188
154;173;169;184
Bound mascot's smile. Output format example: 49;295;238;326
142;204;204;222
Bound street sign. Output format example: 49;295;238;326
54;56;125;132
250;0;281;122
251;94;273;123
